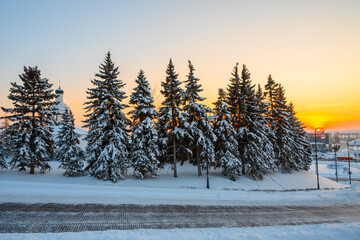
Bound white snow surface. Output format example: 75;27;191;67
1;223;359;240
309;160;360;180
1;161;358;206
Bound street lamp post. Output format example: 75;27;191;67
347;140;352;184
333;144;340;182
314;128;324;190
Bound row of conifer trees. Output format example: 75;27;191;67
0;52;311;182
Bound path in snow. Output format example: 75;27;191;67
1;203;359;233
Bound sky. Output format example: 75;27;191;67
0;0;359;131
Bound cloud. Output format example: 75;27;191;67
95;19;98;24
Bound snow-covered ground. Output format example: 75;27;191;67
1;223;359;240
1;160;359;206
310;160;360;180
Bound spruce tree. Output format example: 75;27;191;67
226;63;242;129
56;109;85;176
129;70;160;179
235;65;276;179
83;51;130;182
183;60;216;176
1;66;55;174
256;85;272;124
0;129;7;169
0;118;12;157
213;88;241;180
288;103;312;170
272;84;295;171
157;59;188;177
264;74;278;128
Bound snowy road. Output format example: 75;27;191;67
1;203;359;233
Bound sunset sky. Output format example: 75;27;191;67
0;0;359;131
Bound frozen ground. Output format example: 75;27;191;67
1;222;359;240
0;161;359;206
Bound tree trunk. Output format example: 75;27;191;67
241;158;246;175
30;161;35;174
173;138;177;178
197;147;202;176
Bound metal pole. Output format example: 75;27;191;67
206;158;210;189
315;130;320;189
334;145;338;183
347;142;352;184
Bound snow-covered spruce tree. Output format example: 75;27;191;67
264;74;278;129
83;51;130;182
253;84;277;175
157;59;189;177
272;84;296;172
256;85;272;125
0;118;12;157
56;109;85;176
0;129;7;169
213;88;241;180
1;66;55;174
255;84;277;155
235;64;276;179
288;103;312;170
129;69;160;179
183;60;216;176
226;63;242;129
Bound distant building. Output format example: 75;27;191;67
306;133;331;152
332;132;360;148
52;86;87;149
348;139;360;161
54;87;70;124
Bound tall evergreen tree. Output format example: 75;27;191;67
129;70;160;179
0;128;8;169
0;118;12;157
264;74;278;128
235;65;276;179
272;84;295;171
157;59;188;177
255;85;277;165
183;60;216;176
213;88;241;180
226;63;242;129
288;103;312;170
83;51;130;182
1;66;55;174
256;85;271;123
56;109;85;176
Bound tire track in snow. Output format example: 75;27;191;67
0;203;359;233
